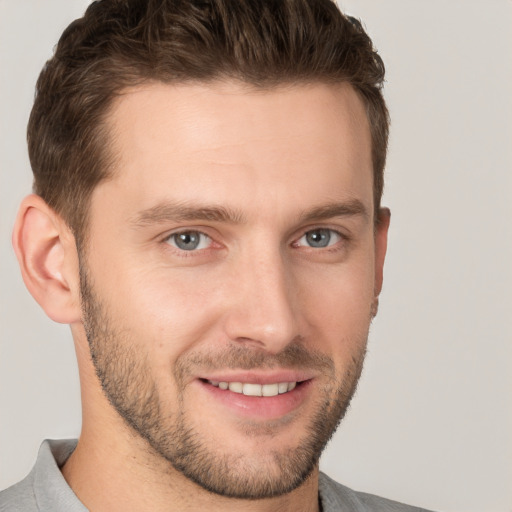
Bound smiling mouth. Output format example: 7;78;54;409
205;380;300;397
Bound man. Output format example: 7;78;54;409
1;0;434;510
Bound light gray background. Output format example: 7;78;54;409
1;1;511;511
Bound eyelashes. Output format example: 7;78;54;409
165;231;213;251
293;228;342;249
163;227;348;256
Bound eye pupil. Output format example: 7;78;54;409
174;232;200;250
306;229;331;248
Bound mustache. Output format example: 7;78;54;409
174;343;335;383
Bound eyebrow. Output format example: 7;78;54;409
130;201;247;227
130;198;369;228
298;199;369;224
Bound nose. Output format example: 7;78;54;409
222;247;301;353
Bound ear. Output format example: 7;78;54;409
12;194;82;324
372;207;390;317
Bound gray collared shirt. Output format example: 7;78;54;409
0;440;435;511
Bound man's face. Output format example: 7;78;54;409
78;81;387;498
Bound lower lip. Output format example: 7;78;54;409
197;379;313;420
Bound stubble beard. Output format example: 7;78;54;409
79;262;369;500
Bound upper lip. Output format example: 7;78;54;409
197;370;316;384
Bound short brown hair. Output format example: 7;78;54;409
28;0;389;242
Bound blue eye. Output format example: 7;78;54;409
167;231;211;251
297;229;341;248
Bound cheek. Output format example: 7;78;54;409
295;257;375;356
104;265;227;354
299;258;375;319
88;237;376;367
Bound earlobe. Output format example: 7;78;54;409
12;194;81;324
372;207;390;316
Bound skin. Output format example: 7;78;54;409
13;81;389;512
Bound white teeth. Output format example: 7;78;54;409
262;383;279;397
243;383;262;396
209;380;298;396
278;382;289;394
228;382;243;393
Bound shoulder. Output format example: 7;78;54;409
0;439;81;512
0;472;38;512
319;472;437;512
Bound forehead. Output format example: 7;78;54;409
96;81;373;222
